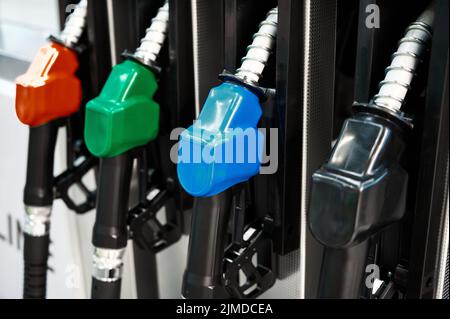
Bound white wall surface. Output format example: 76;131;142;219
0;88;87;298
0;0;59;61
0;0;90;299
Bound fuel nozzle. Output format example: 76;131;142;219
179;8;278;299
84;1;168;157
309;4;435;298
309;111;410;248
15;0;89;299
84;1;169;299
177;7;277;197
15;0;87;127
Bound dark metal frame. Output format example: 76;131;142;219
406;0;449;298
348;0;429;299
339;0;449;299
277;0;338;298
190;0;225;110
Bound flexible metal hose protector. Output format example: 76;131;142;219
132;1;169;68
59;0;88;48
22;0;87;299
235;7;278;85
372;4;434;114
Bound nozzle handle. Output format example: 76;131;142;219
182;191;232;299
90;152;133;299
318;241;370;298
309;112;408;248
92;151;134;249
24;123;58;207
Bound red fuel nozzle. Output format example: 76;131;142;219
15;42;82;127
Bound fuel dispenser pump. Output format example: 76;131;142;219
178;7;278;299
15;0;97;299
85;1;182;299
308;3;436;298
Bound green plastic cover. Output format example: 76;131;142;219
85;59;159;157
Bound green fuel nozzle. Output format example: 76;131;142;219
85;1;169;299
84;60;159;157
85;1;169;158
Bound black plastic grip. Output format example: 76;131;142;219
309;110;409;299
90;152;133;299
23;233;50;299
309;112;408;248
91;278;122;299
182;191;232;299
318;241;370;299
92;152;133;249
24;123;58;207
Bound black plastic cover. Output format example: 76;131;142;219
309;111;408;248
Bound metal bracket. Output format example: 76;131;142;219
223;186;276;299
53;156;97;214
370;264;408;299
127;148;182;254
53;116;98;214
128;188;182;253
224;218;276;299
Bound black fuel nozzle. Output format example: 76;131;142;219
309;106;409;249
309;105;411;299
309;3;435;298
309;107;411;298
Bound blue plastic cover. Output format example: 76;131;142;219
177;82;263;196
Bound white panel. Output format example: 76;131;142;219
0;0;59;61
0;91;26;298
157;235;189;298
0;0;59;30
0;81;90;299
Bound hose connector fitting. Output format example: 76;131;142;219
92;247;125;282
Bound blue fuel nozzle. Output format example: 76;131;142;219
177;81;263;197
